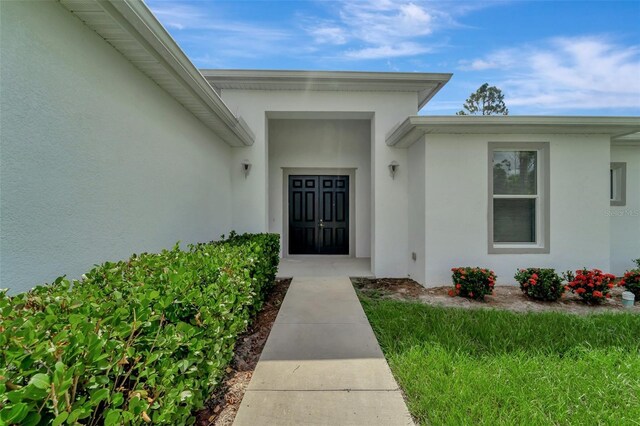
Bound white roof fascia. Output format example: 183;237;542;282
60;0;254;146
387;116;640;148
202;69;452;110
612;132;640;146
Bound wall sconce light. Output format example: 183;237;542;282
241;159;251;178
389;161;399;179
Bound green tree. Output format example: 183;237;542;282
457;83;509;116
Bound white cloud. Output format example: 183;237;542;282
304;0;491;60
464;59;496;71
309;25;348;45
462;37;640;111
345;42;432;59
149;4;288;39
339;1;436;46
145;0;292;64
146;4;195;30
459;50;518;71
149;0;501;63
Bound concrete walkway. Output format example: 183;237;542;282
234;276;414;426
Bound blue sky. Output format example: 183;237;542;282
146;0;640;115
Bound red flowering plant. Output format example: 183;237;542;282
563;268;616;303
618;267;640;300
514;268;564;301
449;267;496;301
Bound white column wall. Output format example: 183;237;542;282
268;119;371;257
422;134;611;286
610;144;640;274
220;90;417;277
0;2;232;293
407;141;426;284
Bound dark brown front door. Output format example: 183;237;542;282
289;175;349;255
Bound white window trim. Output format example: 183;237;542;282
610;162;626;207
488;142;550;254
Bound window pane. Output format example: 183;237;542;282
494;198;536;243
493;151;537;195
610;168;614;200
610;163;627;206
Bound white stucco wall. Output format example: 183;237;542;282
268;119;371;257
610;144;640;274
220;90;417;277
0;1;232;293
421;134;611;286
407;141;426;284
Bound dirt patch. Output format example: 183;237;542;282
196;278;291;426
352;277;639;315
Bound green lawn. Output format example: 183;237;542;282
358;295;640;425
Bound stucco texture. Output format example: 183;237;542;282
610;144;640;274
0;2;232;293
422;134;612;286
220;89;417;278
407;140;426;284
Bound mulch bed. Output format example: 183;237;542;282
352;277;639;315
196;278;291;426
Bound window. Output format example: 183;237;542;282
610;162;626;206
488;142;550;254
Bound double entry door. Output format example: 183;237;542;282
288;175;349;255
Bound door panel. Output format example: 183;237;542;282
305;192;315;221
289;176;319;254
336;192;346;222
289;175;349;255
322;192;333;221
318;176;349;254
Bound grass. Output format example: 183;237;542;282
358;294;640;425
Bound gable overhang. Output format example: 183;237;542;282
201;70;452;111
386;116;640;148
59;0;254;146
612;132;640;146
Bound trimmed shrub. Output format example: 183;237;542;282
211;231;280;313
619;269;640;300
514;268;564;301
450;267;496;301
0;233;279;425
564;268;616;303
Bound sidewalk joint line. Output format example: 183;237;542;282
245;388;402;392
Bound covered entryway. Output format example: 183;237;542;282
289;175;349;255
267;113;372;270
204;70;456;282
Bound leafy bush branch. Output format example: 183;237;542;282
0;233;280;425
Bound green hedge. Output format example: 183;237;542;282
0;232;280;425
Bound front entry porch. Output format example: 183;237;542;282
277;257;373;278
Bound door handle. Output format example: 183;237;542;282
319;219;324;228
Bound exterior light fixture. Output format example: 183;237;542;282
241;159;251;178
389;161;399;179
